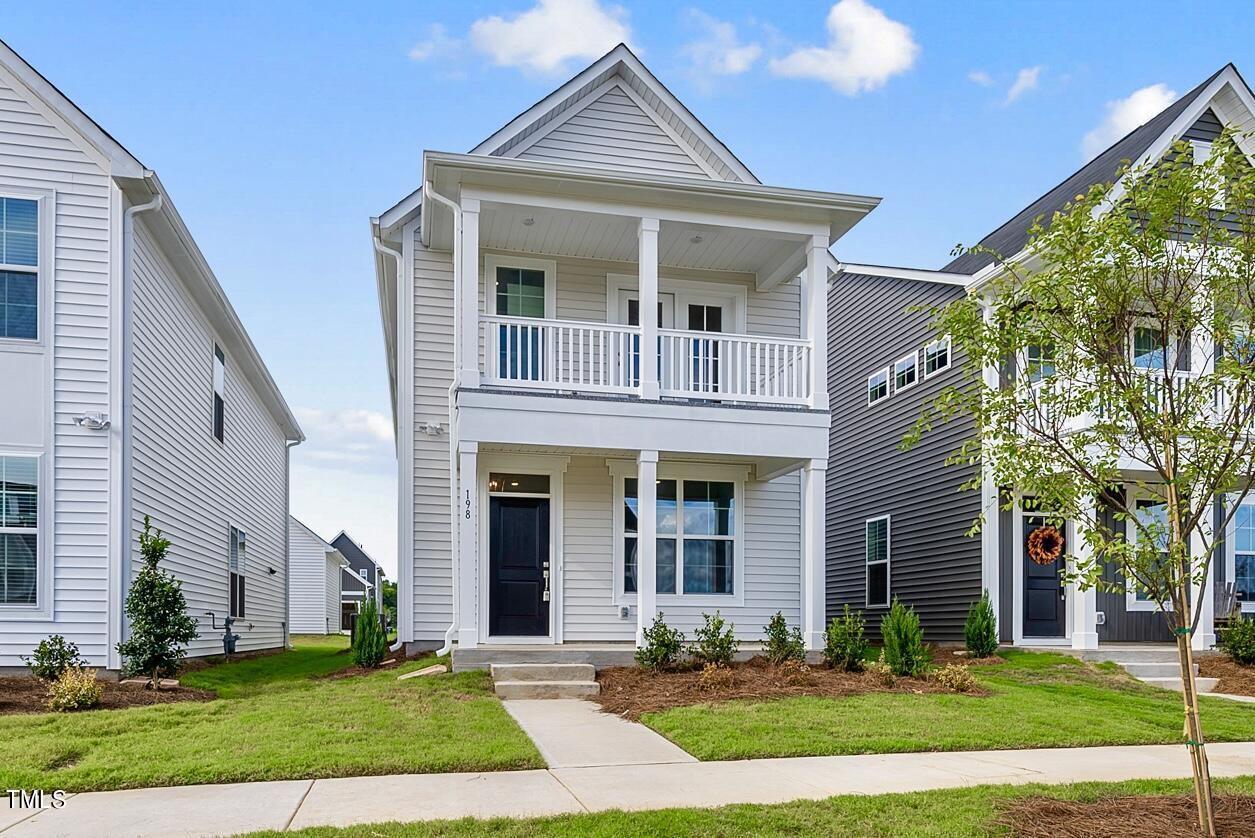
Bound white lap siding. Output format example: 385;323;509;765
129;219;288;655
288;519;335;634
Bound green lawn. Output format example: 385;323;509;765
642;650;1255;761
0;635;542;792
246;775;1255;837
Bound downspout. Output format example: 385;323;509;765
423;181;462;659
119;182;162;654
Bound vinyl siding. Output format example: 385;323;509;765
827;274;982;641
287;519;336;634
130;218;288;655
0;67;114;667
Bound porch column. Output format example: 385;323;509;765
802;234;830;411
636;450;659;646
457;440;479;647
638;218;660;400
801;458;828;650
979;301;1002;638
1071;495;1099;650
1191;504;1216;650
458;197;481;389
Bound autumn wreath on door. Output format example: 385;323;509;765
1027;524;1065;565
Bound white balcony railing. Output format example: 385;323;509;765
480;315;813;406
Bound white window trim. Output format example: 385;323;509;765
893;351;918;393
867;366;890;406
609;460;748;607
605;274;748;334
0;189;52;352
1125;489;1169;613
0;450;51;619
865;514;891;608
484;254;557;319
1224;494;1255;613
923;335;951;379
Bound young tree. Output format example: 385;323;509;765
352;594;387;668
909;131;1255;836
116;517;200;689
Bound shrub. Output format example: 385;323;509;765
692;611;739;667
352;596;387;668
763;611;805;665
964;591;999;659
116;517;200;688
635;612;685;671
1219;617;1255;666
697;662;734;692
934;663;977;693
823;605;869;672
881;598;929;677
779;658;816;686
46;666;102;712
867;650;896;687
22;635;86;681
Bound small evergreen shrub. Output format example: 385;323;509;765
964;591;999;659
934;663;977;693
823;605;869;672
46;667;102;712
881;598;929;677
867;650;896;686
23;635;86;681
762;611;805;665
352;596;387;668
1219;617;1255;666
634;612;685;671
697;661;734;691
692;611;739;667
116;517;199;688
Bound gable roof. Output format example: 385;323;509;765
331;531;385;577
289;516;349;566
945;65;1240;276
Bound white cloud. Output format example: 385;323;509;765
293;407;394;471
408;23;461;62
967;69;993;87
469;0;632;75
1082;83;1178;159
767;0;918;95
1004;65;1042;105
682;10;762;80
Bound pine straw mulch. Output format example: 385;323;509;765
997;793;1255;837
0;676;214;715
1197;655;1255;697
593;656;988;720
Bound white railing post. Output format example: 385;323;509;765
639;218;660;400
459;197;481;389
803;234;829;410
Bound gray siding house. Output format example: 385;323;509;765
332;531;384;629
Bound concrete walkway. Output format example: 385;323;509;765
503;699;695;768
4;742;1255;837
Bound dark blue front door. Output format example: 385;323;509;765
488;496;550;636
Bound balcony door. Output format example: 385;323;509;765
621;292;674;388
683;301;724;393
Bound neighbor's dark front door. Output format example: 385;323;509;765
488;496;550;636
1023;516;1066;637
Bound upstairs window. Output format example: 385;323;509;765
1025;342;1056;383
894;352;918;392
1132;326;1171;370
0;197;38;341
229;526;246;618
212;345;226;442
0;456;38;605
867;367;890;405
866;515;890;608
495;267;547;318
924;337;951;377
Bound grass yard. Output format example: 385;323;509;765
642;650;1255;761
0;635;542;792
246;775;1255;837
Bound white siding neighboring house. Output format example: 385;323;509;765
372;44;877;666
287;517;347;635
0;40;302;671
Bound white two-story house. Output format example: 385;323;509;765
0;40;303;671
373;45;877;665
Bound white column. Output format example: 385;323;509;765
636;450;659;646
638;218;660;400
457;440;479;648
1071;495;1099;650
980;469;1001;637
801;458;828;650
458;197;481;389
1192;504;1216;650
802;234;830;411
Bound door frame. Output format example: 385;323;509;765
1011;493;1073;646
477;453;569;644
606;274;748;333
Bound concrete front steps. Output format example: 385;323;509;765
1076;646;1219;693
491;663;601;699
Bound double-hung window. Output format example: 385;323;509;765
229;526;246;618
1128;498;1169;611
924;337;951;377
1;197;39;341
212;345;226;442
1230;501;1255;612
1025;342;1056;383
867;367;890;405
622;477;736;597
0;456;38;606
866;515;890;607
893;352;918;392
491;259;552;383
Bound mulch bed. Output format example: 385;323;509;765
1198;656;1255;697
317;658;404;681
931;644;1006;666
997;793;1255;837
594;657;985;720
0;676;214;715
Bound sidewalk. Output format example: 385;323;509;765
4;741;1255;837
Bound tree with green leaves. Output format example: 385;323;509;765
908;129;1255;836
116;516;200;689
352;594;387;668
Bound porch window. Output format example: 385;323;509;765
1233;502;1255;610
1128;498;1169;610
867;367;889;405
623;478;735;596
924;337;951;377
0;456;38;605
1132;326;1170;370
893;352;918;392
494;266;547;381
866;515;890;608
0;196;38;341
1025;342;1056;383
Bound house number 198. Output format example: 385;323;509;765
464;490;472;520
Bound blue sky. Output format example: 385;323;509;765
5;1;1253;576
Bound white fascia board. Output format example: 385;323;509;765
378;186;422;234
837;262;974;286
371;218;400;431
